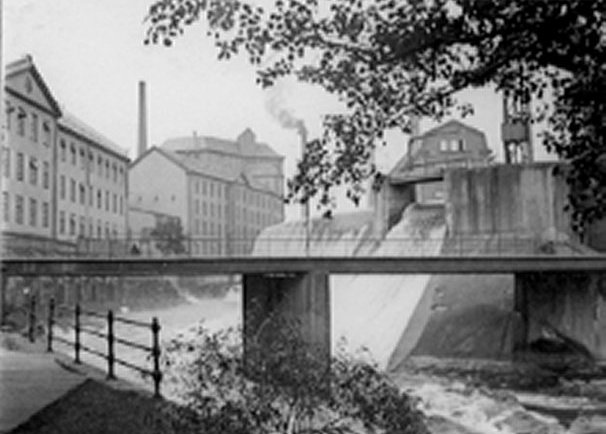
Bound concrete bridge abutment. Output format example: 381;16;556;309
514;272;606;364
242;272;331;368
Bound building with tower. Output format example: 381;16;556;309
128;128;285;256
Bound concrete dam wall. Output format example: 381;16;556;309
254;164;604;370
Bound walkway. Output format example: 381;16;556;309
0;343;85;433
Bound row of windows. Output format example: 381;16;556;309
194;179;226;198
2;192;50;228
193;179;281;211
58;175;124;215
193;220;224;236
58;139;126;185
439;138;466;152
5;102;52;147
194;199;226;219
58;211;120;239
2;147;50;189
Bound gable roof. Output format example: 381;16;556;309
135;147;269;191
417;119;486;140
58;110;129;159
387;119;488;178
5;55;62;117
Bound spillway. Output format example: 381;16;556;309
253;204;446;369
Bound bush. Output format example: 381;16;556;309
156;319;428;434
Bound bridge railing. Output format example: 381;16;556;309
1;232;586;259
44;298;162;397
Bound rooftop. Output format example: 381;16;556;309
161;128;283;160
59;110;129;159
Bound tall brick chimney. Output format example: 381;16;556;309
138;81;148;158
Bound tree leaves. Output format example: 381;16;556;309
145;0;606;231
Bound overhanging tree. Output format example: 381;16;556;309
145;0;606;232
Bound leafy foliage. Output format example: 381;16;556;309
149;218;187;255
145;0;606;232
157;321;428;434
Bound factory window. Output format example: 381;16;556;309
80;183;86;205
70;143;77;165
69;213;76;235
60;140;67;162
42;202;49;228
3;192;9;222
16;152;24;181
60;175;66;200
31;113;38;142
5;102;13;131
2;147;10;178
15;195;24;224
42;121;51;147
29;158;38;185
43;161;50;189
80;148;86;170
17;108;26;136
70;179;76;202
29;198;37;227
59;211;65;234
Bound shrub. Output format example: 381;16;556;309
156;319;428;434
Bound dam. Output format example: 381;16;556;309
252;163;606;372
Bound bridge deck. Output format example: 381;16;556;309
2;255;606;276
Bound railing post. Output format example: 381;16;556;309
47;298;55;352
151;316;162;398
74;303;81;363
28;294;37;343
107;309;115;380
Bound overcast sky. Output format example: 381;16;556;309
4;0;555;219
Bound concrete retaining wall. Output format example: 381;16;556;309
445;163;572;238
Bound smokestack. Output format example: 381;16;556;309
138;81;148;158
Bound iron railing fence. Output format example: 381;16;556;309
36;297;162;397
1;232;588;259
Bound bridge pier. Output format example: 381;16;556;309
242;272;330;367
514;272;606;363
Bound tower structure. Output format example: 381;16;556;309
137;81;148;158
501;91;533;164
